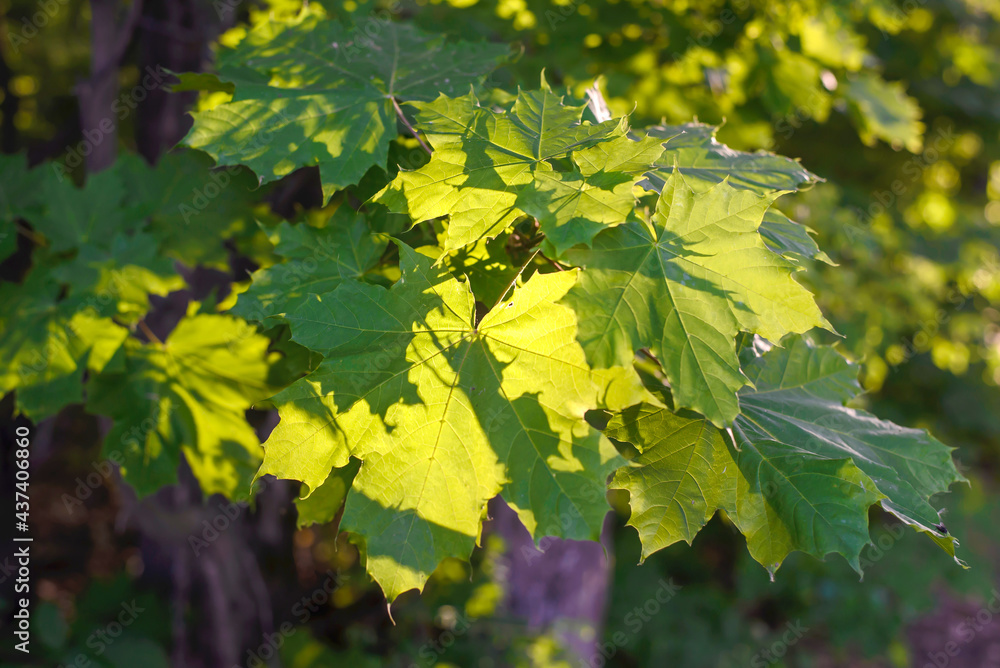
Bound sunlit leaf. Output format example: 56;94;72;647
563;170;828;425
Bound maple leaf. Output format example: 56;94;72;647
1;153;47;261
843;73;924;151
607;337;964;571
641;124;832;267
759;210;835;266
257;243;647;600
375;85;640;252
0;272;129;420
118;151;264;267
641;122;820;195
180;15;508;201
7;160;185;322
517;134;666;256
231;206;387;326
86;313;278;499
47;233;184;323
562;169;828;425
294;459;361;529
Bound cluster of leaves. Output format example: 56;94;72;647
0;152;285;500
3;0;997;663
0;0;977;611
168;8;965;601
408;0;1000;402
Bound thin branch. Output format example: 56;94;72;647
14;222;45;246
540;254;567;272
490;248;540;312
391;96;432;155
137;319;162;345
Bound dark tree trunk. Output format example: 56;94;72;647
78;0;141;171
134;0;216;162
488;497;613;664
0;48;18;153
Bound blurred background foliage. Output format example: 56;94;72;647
1;0;999;666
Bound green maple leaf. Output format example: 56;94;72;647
759;50;833;123
30;167;132;253
86;313;278;499
605;401;730;552
735;337;965;549
180;14;508;201
641;122;820;195
1;154;48;256
258;243;647;600
0;154;35;220
48;233;184;323
640;124;831;267
0;229;14;263
10;161;185;321
294;459;361;529
0;154;46;261
231;206;387;325
607;337;964;572
843;73;924;151
375;86;629;252
562;169;828;425
759;210;835;266
516;134;666;256
0;272;129;420
423;228;521;307
119;152;264;267
0;157;192;419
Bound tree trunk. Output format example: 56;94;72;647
488;497;613;665
78;0;139;171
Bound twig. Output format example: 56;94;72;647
391;96;432;154
14;222;45;246
137;319;162;345
490;248;540;312
541;254;567;271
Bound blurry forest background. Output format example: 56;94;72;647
1;0;1000;666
